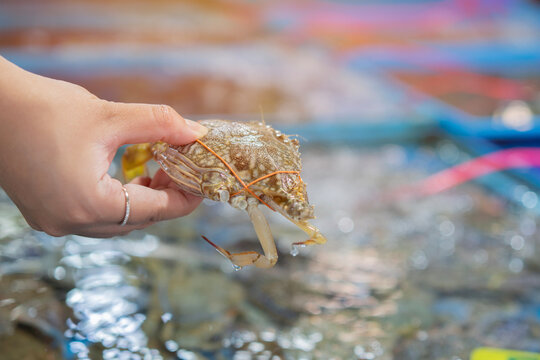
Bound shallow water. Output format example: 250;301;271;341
1;143;540;360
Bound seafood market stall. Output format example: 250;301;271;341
1;0;540;359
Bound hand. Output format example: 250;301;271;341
0;56;208;237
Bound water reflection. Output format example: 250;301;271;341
1;146;540;359
55;234;159;359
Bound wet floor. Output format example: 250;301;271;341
1;143;540;360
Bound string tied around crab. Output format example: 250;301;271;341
195;139;300;211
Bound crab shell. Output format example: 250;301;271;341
151;119;315;221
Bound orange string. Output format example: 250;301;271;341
195;139;274;210
230;170;300;197
201;235;231;256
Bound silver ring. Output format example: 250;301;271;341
120;185;130;226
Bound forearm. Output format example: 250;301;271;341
0;56;51;176
0;56;35;106
0;56;48;141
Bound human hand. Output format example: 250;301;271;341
0;56;207;237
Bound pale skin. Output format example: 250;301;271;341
0;56;208;238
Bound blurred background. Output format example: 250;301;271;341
1;0;540;359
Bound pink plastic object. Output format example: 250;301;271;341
418;148;540;195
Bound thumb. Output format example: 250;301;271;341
107;102;207;146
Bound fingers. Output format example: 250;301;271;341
106;102;207;146
124;183;203;224
73;224;143;239
149;168;172;189
81;178;202;238
130;176;152;187
99;177;202;226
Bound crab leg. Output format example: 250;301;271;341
248;201;278;265
266;198;327;246
202;201;278;269
157;158;202;195
291;220;327;246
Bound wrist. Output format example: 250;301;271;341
0;56;47;127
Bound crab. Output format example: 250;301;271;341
122;119;326;268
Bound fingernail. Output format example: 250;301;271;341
186;119;208;138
